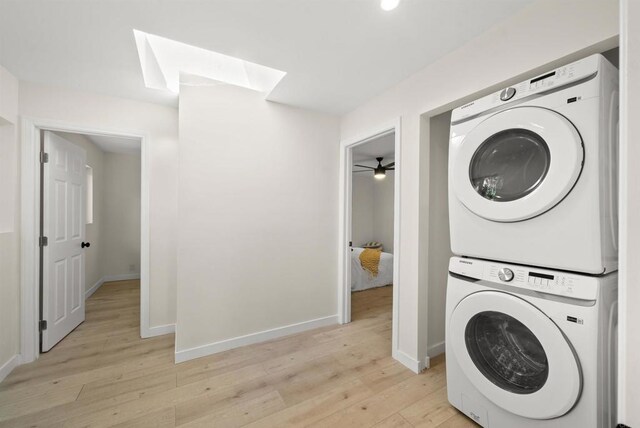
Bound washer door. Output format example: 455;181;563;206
452;107;583;222
449;291;582;419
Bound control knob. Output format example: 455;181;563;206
500;87;516;101
498;268;514;282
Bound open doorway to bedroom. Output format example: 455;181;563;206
350;133;396;321
339;121;400;360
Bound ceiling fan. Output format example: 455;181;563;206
354;157;395;180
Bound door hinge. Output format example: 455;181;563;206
39;320;47;332
40;152;49;163
39;236;48;247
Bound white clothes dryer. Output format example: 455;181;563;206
448;54;619;274
446;256;618;428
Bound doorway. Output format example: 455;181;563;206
38;130;142;352
339;121;401;357
350;133;396;322
20;119;149;363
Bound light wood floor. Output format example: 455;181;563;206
0;281;475;427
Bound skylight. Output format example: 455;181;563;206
133;30;286;95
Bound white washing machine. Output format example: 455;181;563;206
446;256;618;428
449;54;619;274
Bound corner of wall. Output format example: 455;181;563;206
0;65;22;383
393;348;426;374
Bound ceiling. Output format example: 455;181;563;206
0;0;532;114
88;134;141;155
353;132;395;164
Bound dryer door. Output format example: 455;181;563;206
449;290;582;419
451;106;583;222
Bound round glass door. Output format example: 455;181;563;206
465;311;549;394
470;129;551;202
451;107;583;222
449;290;581;419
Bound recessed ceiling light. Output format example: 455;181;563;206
380;0;400;11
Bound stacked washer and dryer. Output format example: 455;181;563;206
445;54;619;427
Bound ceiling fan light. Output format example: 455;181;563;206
374;169;386;179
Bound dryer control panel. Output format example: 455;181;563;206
449;257;599;301
451;54;602;123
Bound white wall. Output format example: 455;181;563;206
340;0;619;368
103;153;141;277
19;82;178;330
618;0;639;425
53;132;106;292
352;174;374;246
373;170;395;254
352;171;395;253
425;112;452;356
0;65;20;380
176;83;340;360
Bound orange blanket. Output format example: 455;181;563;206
359;248;382;277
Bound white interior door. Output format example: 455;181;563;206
42;131;87;352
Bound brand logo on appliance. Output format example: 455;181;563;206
459;260;473;265
460;102;475;110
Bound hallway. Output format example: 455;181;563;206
0;282;470;427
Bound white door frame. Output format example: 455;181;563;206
20;117;152;363
338;118;401;357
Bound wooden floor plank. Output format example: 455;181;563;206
110;406;176;428
399;386;460;427
0;282;474;428
434;412;479;428
372;413;414;427
243;379;374;428
179;390;286;428
0;381;83;422
307;367;447;428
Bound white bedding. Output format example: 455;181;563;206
351;247;394;292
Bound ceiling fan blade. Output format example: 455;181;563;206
383;162;395;168
354;164;375;170
387;168;395;171
353;170;371;173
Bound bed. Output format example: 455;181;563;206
351;247;394;292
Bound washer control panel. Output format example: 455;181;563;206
449;257;598;301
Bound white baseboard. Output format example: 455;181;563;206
419;341;446;370
393;349;426;374
103;273;141;282
85;277;106;299
428;340;446;357
143;323;175;338
0;354;22;383
85;274;141;300
175;315;339;364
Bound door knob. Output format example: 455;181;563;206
81;242;91;248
